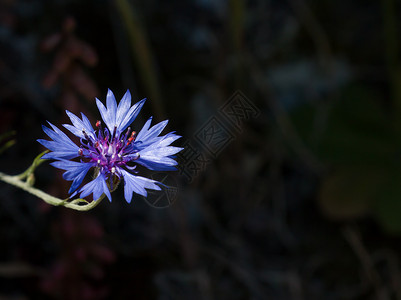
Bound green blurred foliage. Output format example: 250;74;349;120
292;85;401;233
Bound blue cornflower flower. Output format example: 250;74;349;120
37;89;183;203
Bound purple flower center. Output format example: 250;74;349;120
78;121;139;177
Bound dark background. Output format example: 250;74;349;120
0;0;400;299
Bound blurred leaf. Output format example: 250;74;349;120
319;166;387;219
375;167;401;234
319;89;395;165
115;0;164;119
0;140;16;155
292;86;397;166
0;131;16;142
0;131;16;155
293;86;401;233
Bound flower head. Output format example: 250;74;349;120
38;89;183;203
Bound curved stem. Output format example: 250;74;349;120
0;172;105;211
16;150;49;180
0;151;110;211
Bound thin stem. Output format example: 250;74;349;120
17;150;49;180
0;150;106;211
0;171;105;211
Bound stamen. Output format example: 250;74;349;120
77;120;140;178
112;125;117;140
126;131;136;146
82;129;91;141
126;131;137;146
104;128;109;141
125;127;131;139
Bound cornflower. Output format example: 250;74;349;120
37;89;182;203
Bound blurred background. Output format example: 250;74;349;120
0;0;400;299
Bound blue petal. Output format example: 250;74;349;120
42;151;78;160
118;98;146;133
116;90;131;128
135;117;153;141
50;160;93;193
142;146;183;157
50;159;82;171
65;110;95;139
81;113;94;134
96;90;146;134
48;123;79;148
38;142;78;159
37;139;64;152
62;124;84;139
41;125;59;141
96;98;114;133
135;156;178;171
127;118;183;171
144;120;169;139
42;123;76;148
120;169;161;203
106;89;117;130
139;134;182;152
79;173;112;201
156;133;182;148
133;118;169;150
38;123;79;159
